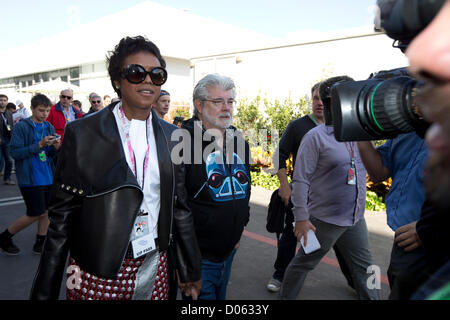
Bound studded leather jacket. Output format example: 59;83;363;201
30;103;201;300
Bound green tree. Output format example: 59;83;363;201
265;94;309;136
234;94;268;134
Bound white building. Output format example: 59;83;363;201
0;1;408;113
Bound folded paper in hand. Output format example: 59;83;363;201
300;229;321;254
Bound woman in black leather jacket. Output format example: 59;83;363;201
30;36;201;300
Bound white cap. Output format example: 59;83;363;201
16;99;23;106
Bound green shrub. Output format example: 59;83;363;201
251;172;386;212
235;93;310;138
365;191;386;212
250;171;280;190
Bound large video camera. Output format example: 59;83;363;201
326;0;446;141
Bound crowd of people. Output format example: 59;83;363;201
0;0;449;301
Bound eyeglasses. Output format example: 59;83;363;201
91;100;101;104
121;64;167;86
203;99;236;108
60;95;73;100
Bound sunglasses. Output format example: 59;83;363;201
60;95;73;100
91;100;101;104
121;64;167;86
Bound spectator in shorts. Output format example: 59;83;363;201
0;94;60;255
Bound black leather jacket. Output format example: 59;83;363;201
30;103;201;300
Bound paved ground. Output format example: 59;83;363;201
0;174;394;300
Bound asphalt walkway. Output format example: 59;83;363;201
0;174;394;300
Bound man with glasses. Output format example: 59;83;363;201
179;73;251;300
47;89;83;141
87;93;104;115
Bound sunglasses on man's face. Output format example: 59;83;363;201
121;64;167;86
60;95;72;100
91;100;101;104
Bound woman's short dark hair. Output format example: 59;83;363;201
106;36;166;98
31;94;51;108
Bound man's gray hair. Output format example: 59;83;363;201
60;88;74;95
193;73;236;117
90;94;101;101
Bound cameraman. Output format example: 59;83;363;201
357;134;428;299
406;0;450;299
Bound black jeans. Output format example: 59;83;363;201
272;206;354;289
0;137;13;181
388;241;436;300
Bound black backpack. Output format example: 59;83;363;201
266;189;286;235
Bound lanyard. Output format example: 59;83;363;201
345;142;356;167
63;108;72;123
310;114;319;126
32;121;45;142
118;106;150;188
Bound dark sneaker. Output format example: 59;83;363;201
0;238;21;255
32;240;45;255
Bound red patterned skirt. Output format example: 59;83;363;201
66;251;168;300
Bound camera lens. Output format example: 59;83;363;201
369;77;423;135
330;76;428;141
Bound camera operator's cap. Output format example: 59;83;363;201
16;99;22;106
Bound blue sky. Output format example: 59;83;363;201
2;0;376;50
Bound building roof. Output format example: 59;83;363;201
0;1;275;79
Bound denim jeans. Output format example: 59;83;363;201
183;248;237;300
0;137;12;181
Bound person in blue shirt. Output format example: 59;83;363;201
0;94;60;255
357;132;428;299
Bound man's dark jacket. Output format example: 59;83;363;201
30;102;201;300
180;117;251;262
0;109;14;140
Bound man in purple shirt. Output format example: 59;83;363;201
279;77;380;300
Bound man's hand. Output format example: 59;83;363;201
278;182;292;207
395;221;421;252
293;220;316;247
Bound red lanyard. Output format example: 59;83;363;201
119;106;150;188
345;142;356;167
